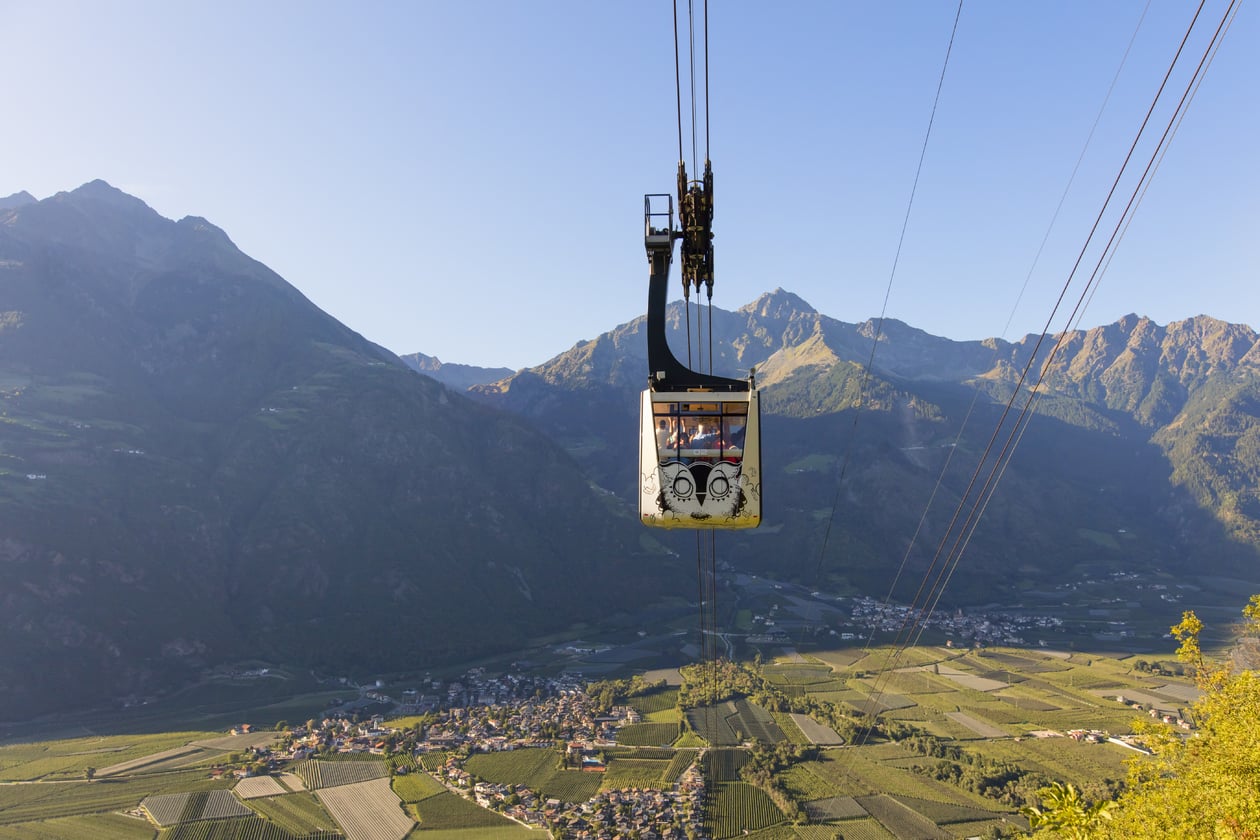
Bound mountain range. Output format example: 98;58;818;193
472;290;1260;597
2;182;1258;720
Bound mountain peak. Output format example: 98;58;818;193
59;180;160;219
739;288;817;318
0;190;36;211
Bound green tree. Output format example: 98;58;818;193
1021;781;1113;839
1097;599;1260;838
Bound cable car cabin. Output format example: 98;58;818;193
639;389;761;528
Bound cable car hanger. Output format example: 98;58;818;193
639;22;762;531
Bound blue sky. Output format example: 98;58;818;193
4;1;1255;369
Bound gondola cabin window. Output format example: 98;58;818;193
653;401;746;463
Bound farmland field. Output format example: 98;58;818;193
463;750;554;789
0;732;217;782
980;737;1131;782
705;748;748;782
418;753;451;772
731;699;785;744
786;713;843;746
141;789;251;826
0;812;155;839
628;688;679;715
770;712;809;746
707;782;785;839
161;815;341;839
533;769;601;803
778;764;837;802
598;757;669;788
687;700;783;746
234;776;288;799
738;827;798;840
411;791;520;831
661;749;698;783
944;711;1007;739
855;794;948;839
807;649;866;669
762;665;834;686
391;771;446;803
888;794;1002;825
464;749;600;802
98;746;213;777
0;771;232;826
292;759;388;790
687;704;740;745
614;722;679;746
317;777;413;840
811;818;894;840
406;828;543;840
246;792;341;834
801;795;867;820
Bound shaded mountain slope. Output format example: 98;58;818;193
0;183;678;719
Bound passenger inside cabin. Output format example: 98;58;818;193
667;424;690;449
656;419;673;450
690;423;719;449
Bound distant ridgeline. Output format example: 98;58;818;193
2;182;1259;719
472;291;1260;604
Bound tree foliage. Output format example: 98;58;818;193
1091;597;1260;839
1022;781;1113;839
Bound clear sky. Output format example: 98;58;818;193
3;1;1255;369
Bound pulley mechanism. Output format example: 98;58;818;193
677;159;714;301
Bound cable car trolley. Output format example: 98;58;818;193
639;190;761;529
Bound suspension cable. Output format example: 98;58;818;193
861;0;1151;650
704;0;710;161
673;1;684;165
814;0;964;581
846;0;1236;757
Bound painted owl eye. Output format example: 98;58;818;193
671;472;695;499
708;473;730;499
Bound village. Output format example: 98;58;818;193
223;668;708;839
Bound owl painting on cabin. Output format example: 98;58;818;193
656;460;745;521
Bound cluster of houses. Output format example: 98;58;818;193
1114;695;1192;730
420;687;625;751
353;667;587;715
849;596;1064;646
550;771;706;839
248;668;712;839
432;754;707;838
